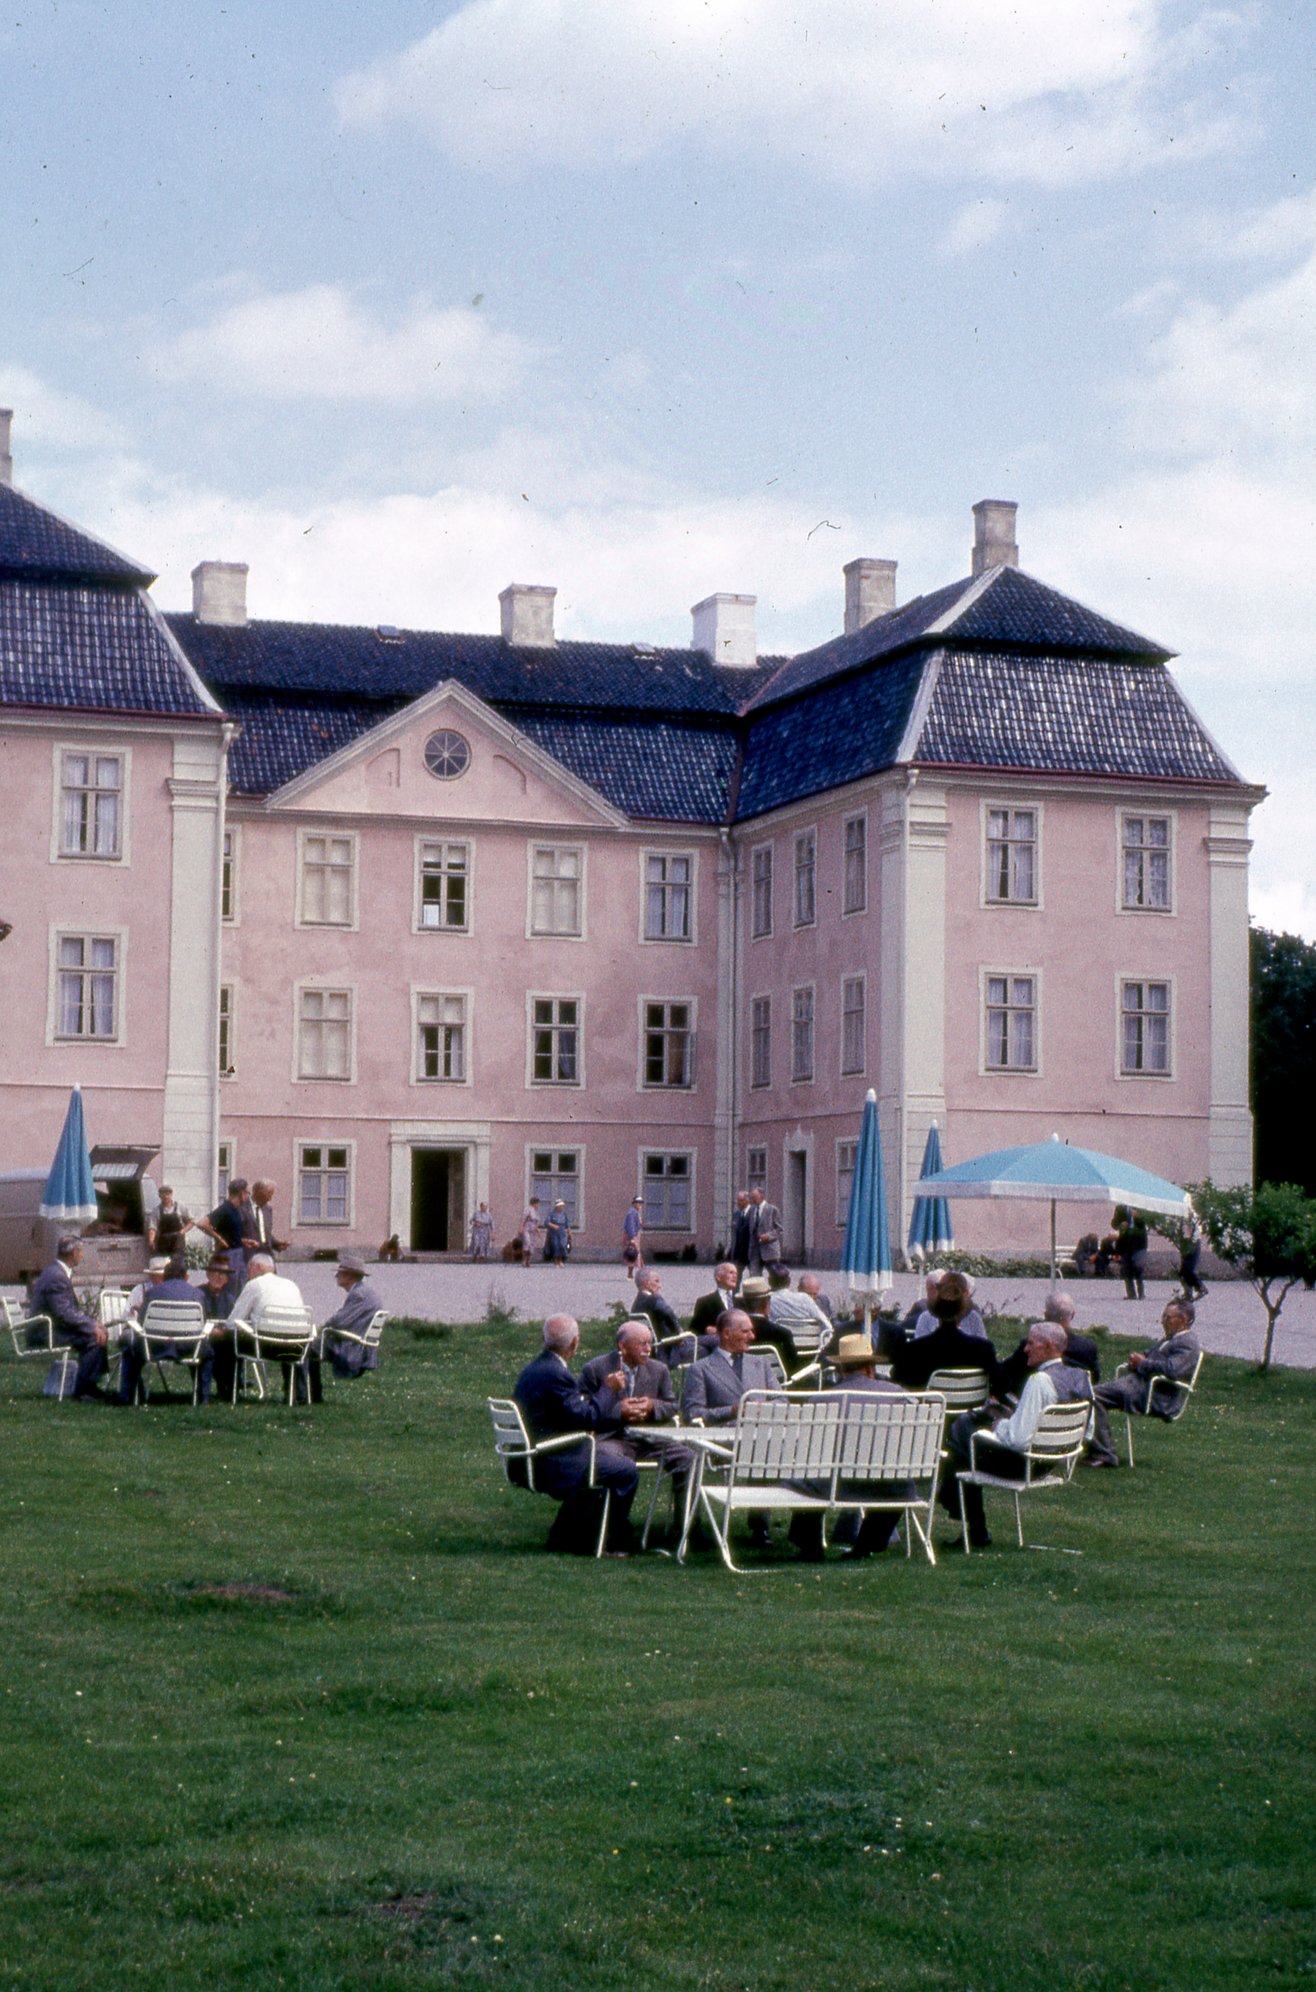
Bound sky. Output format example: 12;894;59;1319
2;1;1312;932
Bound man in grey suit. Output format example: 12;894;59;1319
682;1309;783;1548
746;1187;784;1275
1086;1300;1201;1466
304;1250;384;1403
581;1320;694;1534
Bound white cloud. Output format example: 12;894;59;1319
938;197;1009;256
337;0;1238;188
146;285;532;405
0;364;126;453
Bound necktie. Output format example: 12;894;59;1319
733;1353;744;1379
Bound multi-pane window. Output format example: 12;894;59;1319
531;997;580;1084
750;995;771;1089
746;1147;767;1196
843;815;867;914
1122;816;1171;910
60;752;122;858
837;1139;858;1225
642;1151;692;1229
221;829;236;921
643;1001;693;1088
985;973;1037;1071
418;993;467;1081
530;845;583;936
644;853;693;941
986;806;1038;904
219;984;235;1076
56;934;118;1039
419;840;470;931
531;1149;580;1227
794;829;817;927
300;833;355;926
841;974;866;1075
751;846;773;939
297;987;352;1079
216;1141;233;1202
1121;980;1171;1075
791;985;815;1082
298;1143;350;1223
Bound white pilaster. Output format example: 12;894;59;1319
712;830;739;1254
1205;801;1255;1186
161;726;232;1211
881;775;949;1245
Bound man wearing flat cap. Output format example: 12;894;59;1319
304;1250;384;1403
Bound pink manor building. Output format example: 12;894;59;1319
0;413;1261;1263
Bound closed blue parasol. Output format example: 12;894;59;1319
40;1085;98;1225
907;1122;954;1263
913;1133;1189;1280
840;1089;893;1327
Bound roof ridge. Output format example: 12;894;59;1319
925;565;1000;634
0;479;155;584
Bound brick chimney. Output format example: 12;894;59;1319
191;561;249;626
971;500;1019;576
0;409;12;487
500;583;556;647
843;557;897;633
691;592;757;667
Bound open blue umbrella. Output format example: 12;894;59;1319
913;1133;1189;1281
40;1084;98;1225
840;1088;893;1328
907;1122;954;1263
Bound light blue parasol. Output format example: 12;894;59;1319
907;1122;954;1263
840;1088;893;1328
39;1085;98;1225
913;1133;1189;1281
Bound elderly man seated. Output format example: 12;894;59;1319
29;1237;109;1401
787;1333;914;1562
513;1314;640;1554
1085;1300;1201;1467
116;1256;213;1404
211;1251;308;1400
688;1261;740;1346
628;1268;691;1365
682;1308;784;1549
938;1320;1093;1550
766;1272;834;1364
304;1250;384;1403
890;1271;998;1390
995;1290;1099;1398
580;1319;695;1538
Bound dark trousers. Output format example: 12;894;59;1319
56;1326;107;1399
939;1408;1026;1545
118;1333;214;1405
537;1442;639;1554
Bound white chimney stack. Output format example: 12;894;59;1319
843;557;897;633
0;409;12;487
191;561;249;626
971;499;1019;576
691;592;757;667
500;583;556;647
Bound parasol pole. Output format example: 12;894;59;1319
1049;1199;1057;1286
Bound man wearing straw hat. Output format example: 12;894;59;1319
788;1334;912;1562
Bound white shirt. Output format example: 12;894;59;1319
227;1270;305;1326
768;1289;831;1331
986;1362;1061;1452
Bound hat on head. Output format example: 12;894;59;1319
833;1332;877;1368
338;1250;366;1276
148;1256;171;1274
740;1275;770;1301
207;1251;232;1272
553;1199;566;1208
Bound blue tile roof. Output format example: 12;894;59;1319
0;482;154;585
916;649;1239;783
0;580;217;719
509;712;738;822
736;655;927;819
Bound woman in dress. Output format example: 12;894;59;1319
543;1200;572;1266
469;1202;495;1262
519;1197;543;1265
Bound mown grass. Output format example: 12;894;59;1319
0;1319;1312;1991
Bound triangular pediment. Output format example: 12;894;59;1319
265;680;627;827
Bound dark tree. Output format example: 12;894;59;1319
1251;926;1316;1194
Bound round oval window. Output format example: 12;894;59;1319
423;730;470;779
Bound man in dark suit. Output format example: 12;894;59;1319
995;1290;1099;1398
1086;1300;1201;1466
29;1237;109;1400
788;1334;915;1561
683;1309;784;1549
630;1269;691;1364
513;1314;640;1554
116;1257;211;1404
580;1319;694;1532
246;1179;289;1268
689;1261;740;1346
730;1193;753;1278
305;1249;384;1403
889;1309;1000;1392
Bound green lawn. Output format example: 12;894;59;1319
1;1320;1312;1991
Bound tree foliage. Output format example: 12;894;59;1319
1191;1178;1316;1369
1251;926;1316;1194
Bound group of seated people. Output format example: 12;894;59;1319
25;1235;382;1405
510;1265;1204;1557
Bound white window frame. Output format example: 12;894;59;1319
842;811;868;916
638;996;696;1090
749;993;771;1090
527;842;586;940
1118;810;1176;916
295;1138;355;1227
414;834;473;935
412;986;473;1087
221;823;239;923
836;1138;859;1227
840;972;866;1077
640;1149;696;1231
526;1144;585;1232
640;848;697;944
750;842;773;940
746;1146;768;1197
982;800;1041;909
1117;975;1175;1079
47;925;127;1047
216;1140;234;1202
219;982;235;1079
790;982;815;1084
50;743;131;865
793;826;817;929
293;983;356;1083
526;992;584;1087
980;967;1041;1076
295;827;359;930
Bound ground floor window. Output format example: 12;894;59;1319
298;1143;351;1224
530;1148;581;1228
837;1139;858;1226
642;1151;692;1229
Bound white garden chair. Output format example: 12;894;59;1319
956;1399;1093;1553
1110;1349;1204;1466
487;1397;616;1558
